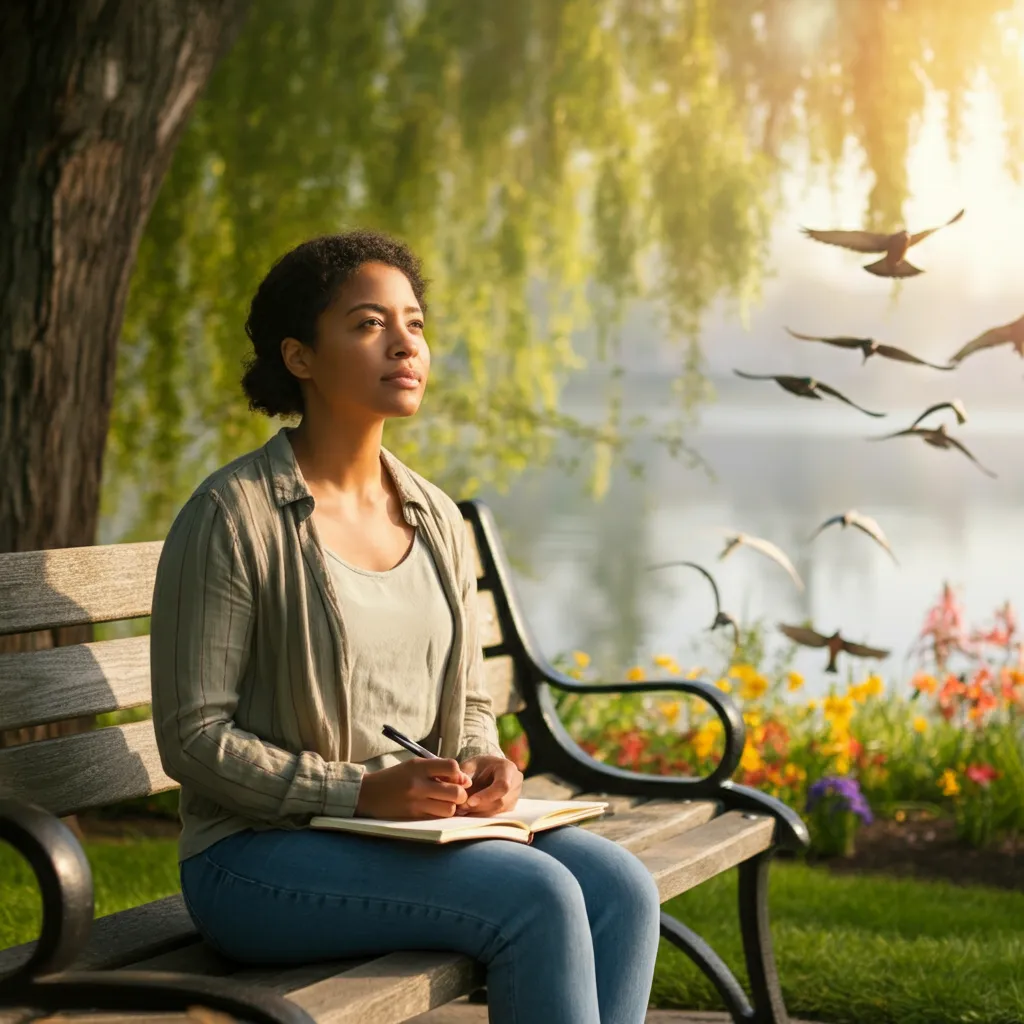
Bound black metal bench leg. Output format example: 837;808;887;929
738;851;789;1024
659;912;753;1022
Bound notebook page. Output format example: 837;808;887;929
312;798;606;833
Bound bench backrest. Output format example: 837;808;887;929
0;509;525;819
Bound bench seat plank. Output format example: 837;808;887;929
638;811;775;901
518;774;578;801
0;895;194;976
584;799;718;853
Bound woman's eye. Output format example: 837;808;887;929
359;317;385;329
409;320;425;331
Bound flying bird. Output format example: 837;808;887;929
801;208;964;278
718;531;804;591
909;399;967;430
778;623;891;674
733;370;886;418
784;328;953;370
809;510;898;564
948;314;1024;364
870;422;997;478
647;560;740;645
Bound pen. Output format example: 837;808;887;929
381;723;442;760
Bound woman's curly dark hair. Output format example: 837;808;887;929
241;230;428;418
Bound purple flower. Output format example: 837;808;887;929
805;776;874;825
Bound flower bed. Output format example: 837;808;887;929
499;584;1024;855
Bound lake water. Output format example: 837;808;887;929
481;397;1024;697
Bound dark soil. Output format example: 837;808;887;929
807;813;1022;892
76;811;1022;891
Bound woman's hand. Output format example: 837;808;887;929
456;755;523;816
355;758;472;819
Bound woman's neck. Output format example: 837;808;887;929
287;410;386;499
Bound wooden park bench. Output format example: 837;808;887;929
0;499;808;1024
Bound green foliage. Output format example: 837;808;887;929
104;0;1024;541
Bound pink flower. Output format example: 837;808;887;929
964;763;1000;787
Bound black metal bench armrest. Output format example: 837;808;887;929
0;799;314;1024
526;670;810;852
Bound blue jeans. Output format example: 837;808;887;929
180;824;660;1024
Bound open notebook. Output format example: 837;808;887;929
310;797;608;845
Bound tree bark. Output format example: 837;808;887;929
0;1;248;741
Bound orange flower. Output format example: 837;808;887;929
912;672;938;696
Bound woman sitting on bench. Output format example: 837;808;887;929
149;230;660;1024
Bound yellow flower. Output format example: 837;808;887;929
786;671;804;692
739;674;769;701
834;752;851;775
805;698;819;712
740;742;763;773
715;677;733;693
824;694;854;723
864;674;884;698
912;716;928;734
847;682;869;704
783;763;807;785
652;654;681;674
625;666;646;682
659;700;681;726
895;809;906;823
729;663;758;683
938;769;960;797
692;723;718;759
743;710;763;729
704;718;723;738
571;650;590;669
685;666;705;680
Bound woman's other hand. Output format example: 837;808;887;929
355;758;471;819
457;755;523;816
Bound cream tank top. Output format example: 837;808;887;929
323;531;455;769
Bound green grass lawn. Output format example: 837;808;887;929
2;840;1021;1024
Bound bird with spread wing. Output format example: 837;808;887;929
718;531;804;591
778;623;891;674
785;328;953;370
801;208;964;278
733;371;886;417
870;420;997;478
809;510;898;564
647;560;740;645
948;313;1024;364
909;399;967;430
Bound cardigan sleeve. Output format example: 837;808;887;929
150;491;365;825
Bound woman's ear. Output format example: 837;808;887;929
280;336;313;380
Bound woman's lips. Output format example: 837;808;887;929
382;374;420;389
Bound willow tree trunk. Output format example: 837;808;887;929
0;1;248;743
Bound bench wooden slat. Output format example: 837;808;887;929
0;638;521;733
287;952;483;1024
0;894;194;976
0;720;176;816
585;799;718;854
463;521;484;580
519;774;578;801
481;654;523;716
637;811;775;901
0;543;162;637
475;590;502;650
0;636;151;732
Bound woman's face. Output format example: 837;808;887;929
283;261;429;423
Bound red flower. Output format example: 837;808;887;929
965;763;1000;787
616;731;647;767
